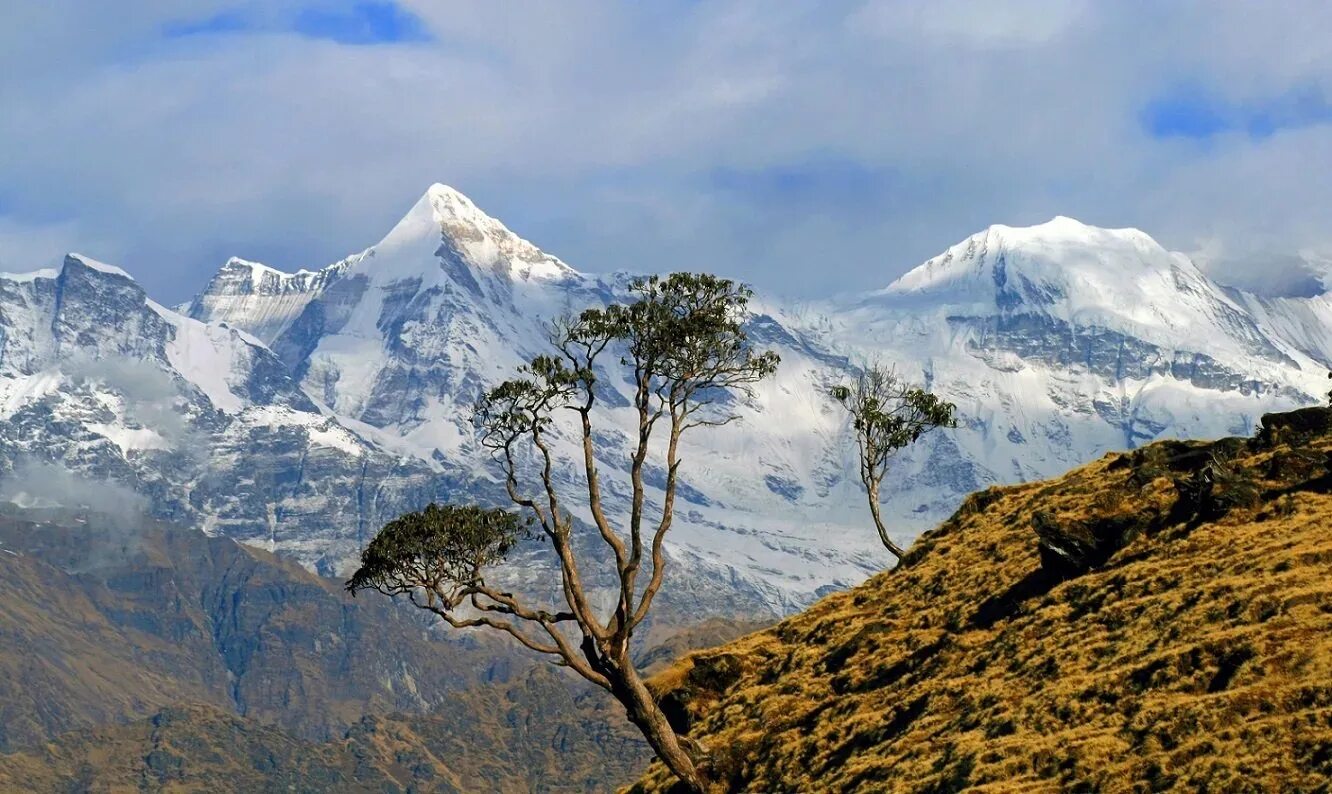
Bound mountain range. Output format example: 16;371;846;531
3;184;1330;616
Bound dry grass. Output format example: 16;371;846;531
631;409;1332;793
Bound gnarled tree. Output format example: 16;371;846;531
831;364;957;560
348;272;778;793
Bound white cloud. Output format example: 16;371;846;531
1;1;1331;301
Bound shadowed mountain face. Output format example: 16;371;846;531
0;508;767;792
632;407;1332;793
0;509;475;752
0;509;670;791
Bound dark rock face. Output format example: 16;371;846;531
0;510;480;751
1032;510;1145;578
1257;406;1332;445
53;257;173;361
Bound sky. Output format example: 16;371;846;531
3;1;1332;302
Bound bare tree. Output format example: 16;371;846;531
830;364;957;560
348;273;778;793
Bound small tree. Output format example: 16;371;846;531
348;272;778;793
830;364;957;560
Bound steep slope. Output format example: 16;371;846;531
632;407;1332;792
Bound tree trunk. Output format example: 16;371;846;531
615;662;708;792
867;480;907;560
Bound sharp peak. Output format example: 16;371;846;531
409;182;489;223
376;182;500;246
422;182;472;203
374;182;578;279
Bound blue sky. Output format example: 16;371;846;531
2;1;1332;300
164;3;432;45
1145;83;1332;141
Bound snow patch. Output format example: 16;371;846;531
88;422;171;455
67;253;134;280
0;268;58;283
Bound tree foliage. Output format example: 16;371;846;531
348;272;778;793
831;364;957;559
346;504;527;608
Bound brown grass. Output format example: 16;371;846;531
631;411;1332;793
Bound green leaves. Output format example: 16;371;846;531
473;356;580;451
345;503;527;599
831;365;958;468
830;364;957;557
474;270;781;453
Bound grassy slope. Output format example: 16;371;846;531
633;409;1332;793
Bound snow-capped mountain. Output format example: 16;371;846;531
0;253;451;574
800;217;1329;527
4;186;1329;615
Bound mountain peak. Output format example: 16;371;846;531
371;184;576;282
65;253;135;281
984;215;1156;247
377;183;492;249
423;181;473;207
883;217;1182;303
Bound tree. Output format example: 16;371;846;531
830;364;957;560
348;272;779;793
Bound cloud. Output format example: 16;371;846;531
1;2;1332;301
0;461;154;571
0;461;149;530
63;354;204;455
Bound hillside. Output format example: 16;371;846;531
0;508;487;751
0;508;777;791
0;677;643;793
0;509;671;791
632;407;1332;792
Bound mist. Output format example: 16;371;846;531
0;460;149;531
